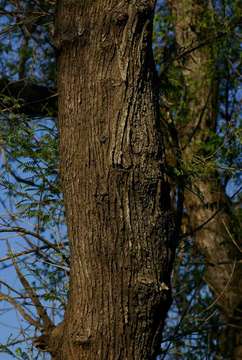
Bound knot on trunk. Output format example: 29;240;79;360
111;1;129;27
134;0;154;15
33;322;64;355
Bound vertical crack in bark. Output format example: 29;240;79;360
55;1;175;359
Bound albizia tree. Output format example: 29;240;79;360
49;1;175;359
0;0;241;359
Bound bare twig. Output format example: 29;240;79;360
200;261;236;315
0;226;59;251
0;293;41;329
0;244;56;263
7;244;54;330
222;220;242;253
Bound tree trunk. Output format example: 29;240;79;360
42;1;175;359
168;1;242;358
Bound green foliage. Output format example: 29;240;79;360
154;1;241;359
0;116;62;228
0;3;66;358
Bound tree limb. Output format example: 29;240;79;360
0;293;42;329
0;78;57;117
8;247;54;330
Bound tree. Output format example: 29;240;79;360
0;0;241;359
162;1;242;358
51;1;177;358
2;1;177;359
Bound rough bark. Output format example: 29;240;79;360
38;1;175;359
168;1;242;358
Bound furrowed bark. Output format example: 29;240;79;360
42;1;175;359
168;1;242;358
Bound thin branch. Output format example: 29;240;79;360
0;279;23;297
200;261;236;315
0;293;41;329
0;245;49;263
37;258;69;272
0;226;59;251
8;244;54;330
0;78;57;116
222;220;242;253
181;208;221;239
160;278;204;359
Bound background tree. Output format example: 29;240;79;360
158;1;242;358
